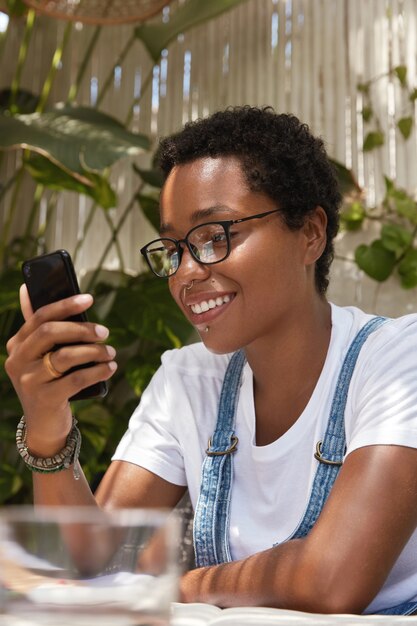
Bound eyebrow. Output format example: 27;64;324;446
159;205;240;235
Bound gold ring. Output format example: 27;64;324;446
43;351;63;379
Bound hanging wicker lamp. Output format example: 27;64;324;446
20;0;173;25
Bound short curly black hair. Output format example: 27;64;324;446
157;106;341;294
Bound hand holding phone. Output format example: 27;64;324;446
22;249;108;401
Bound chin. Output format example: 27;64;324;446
198;333;243;356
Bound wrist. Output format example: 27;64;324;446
16;416;82;480
24;412;73;457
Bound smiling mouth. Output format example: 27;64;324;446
190;294;232;315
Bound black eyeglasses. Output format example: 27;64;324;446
140;208;280;278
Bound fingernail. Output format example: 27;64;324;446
74;294;93;305
108;361;118;372
95;324;109;339
106;345;116;358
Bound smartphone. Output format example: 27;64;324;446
22;249;108;401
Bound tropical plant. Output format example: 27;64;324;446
0;0;247;503
339;64;417;289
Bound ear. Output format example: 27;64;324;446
302;206;328;266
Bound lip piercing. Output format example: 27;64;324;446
205;326;209;333
185;280;194;291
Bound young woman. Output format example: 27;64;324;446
6;106;417;615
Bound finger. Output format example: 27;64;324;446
21;319;110;362
47;344;117;378
49;360;118;400
20;284;33;321
16;293;94;344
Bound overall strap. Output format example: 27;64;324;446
193;316;387;568
291;316;387;539
193;349;246;567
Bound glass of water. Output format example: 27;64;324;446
0;506;180;626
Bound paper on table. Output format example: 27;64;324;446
25;571;175;611
171;603;417;626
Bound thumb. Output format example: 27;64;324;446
20;284;34;321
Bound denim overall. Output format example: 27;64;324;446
193;316;417;615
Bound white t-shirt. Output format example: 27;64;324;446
113;303;417;613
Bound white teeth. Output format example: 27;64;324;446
190;295;232;315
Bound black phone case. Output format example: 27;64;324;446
22;250;108;401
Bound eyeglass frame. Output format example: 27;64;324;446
140;208;281;278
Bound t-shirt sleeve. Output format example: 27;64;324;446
345;316;417;455
111;357;187;486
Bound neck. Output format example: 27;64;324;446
244;296;332;445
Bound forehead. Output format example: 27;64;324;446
159;156;250;223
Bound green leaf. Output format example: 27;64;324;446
76;403;112;461
136;193;160;231
340;201;366;231
329;159;361;196
398;249;417;288
397;116;413;140
380;224;413;256
409;88;417;102
357;82;370;95
5;0;27;17
363;131;385;152
0;464;23;503
125;361;157;397
362;106;373;122
0;105;150;183
384;176;395;194
394;65;407;86
355;240;396;281
24;154;117;209
0;88;39;114
104;274;192;348
0;269;22;314
135;0;248;62
132;163;164;189
391;190;417;224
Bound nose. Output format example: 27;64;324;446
175;245;211;286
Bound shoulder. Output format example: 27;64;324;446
358;311;417;363
331;303;417;356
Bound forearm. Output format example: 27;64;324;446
32;461;98;507
180;539;317;611
180;538;367;614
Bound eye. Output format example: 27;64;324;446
211;231;227;244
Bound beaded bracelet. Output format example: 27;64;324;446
16;416;82;480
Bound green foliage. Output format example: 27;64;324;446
342;179;417;286
363;130;385;151
339;62;417;291
398;116;413;139
398;249;417;288
0;105;150;180
5;0;27;17
135;0;248;62
355;240;396;282
340;201;366;231
0;266;193;504
0;0;247;503
24;155;117;209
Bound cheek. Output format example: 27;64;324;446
168;279;181;307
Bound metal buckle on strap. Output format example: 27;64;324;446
314;440;343;466
206;435;239;456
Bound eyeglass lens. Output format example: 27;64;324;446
145;222;229;277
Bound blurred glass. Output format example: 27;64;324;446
0;506;180;625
